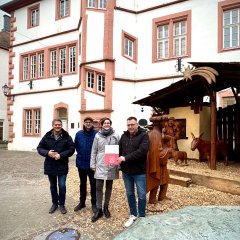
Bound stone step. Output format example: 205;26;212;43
169;175;192;187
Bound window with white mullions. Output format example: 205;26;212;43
31;8;39;27
25;110;32;134
223;8;239;49
173;20;187;56
30;55;36;79
124;38;133;58
60;0;69;17
99;0;106;9
87;72;94;89
157;24;169;59
38;53;44;78
59;48;66;74
69;46;76;73
88;0;95;8
23;57;28;80
24;109;41;135
50;50;57;76
34;110;41;134
97;74;105;93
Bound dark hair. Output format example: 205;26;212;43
52;119;62;125
127;116;137;121
101;117;112;126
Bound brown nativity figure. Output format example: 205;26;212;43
146;115;171;204
162;117;180;151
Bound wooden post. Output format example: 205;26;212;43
210;90;217;170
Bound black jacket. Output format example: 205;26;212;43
37;128;75;176
119;127;149;175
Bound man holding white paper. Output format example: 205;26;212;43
118;116;149;228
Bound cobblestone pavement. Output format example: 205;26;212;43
0;149;122;240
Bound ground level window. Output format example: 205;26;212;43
24;109;41;136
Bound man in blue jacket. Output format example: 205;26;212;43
74;117;97;213
37;119;75;214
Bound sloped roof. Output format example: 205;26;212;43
0;31;10;50
133;62;240;110
0;0;39;13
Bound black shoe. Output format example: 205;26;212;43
92;204;97;213
59;205;67;214
74;202;86;212
49;204;58;214
103;205;111;218
91;208;103;222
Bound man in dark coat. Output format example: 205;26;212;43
118;116;149;228
74;116;97;213
37;119;75;214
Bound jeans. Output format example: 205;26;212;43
122;172;146;217
96;179;113;209
78;168;96;206
48;175;67;206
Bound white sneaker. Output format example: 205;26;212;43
124;215;137;228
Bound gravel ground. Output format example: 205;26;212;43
65;159;240;239
0;150;239;240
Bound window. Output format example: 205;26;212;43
87;0;106;9
223;96;236;108
124;38;133;58
21;52;44;80
56;0;70;19
99;0;106;9
122;31;138;63
157;25;169;59
30;55;36;79
173;21;187;56
223;8;239;49
219;0;240;51
24;108;41;136
88;0;95;8
69;46;76;73
21;43;76;80
86;72;94;89
38;53;44;78
50;50;57;76
28;4;39;28
153;10;191;61
23;57;29;80
97;74;105;93
59;48;66;74
85;70;106;94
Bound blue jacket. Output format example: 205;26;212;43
37;128;75;176
75;129;97;169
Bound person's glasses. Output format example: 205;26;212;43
103;122;111;125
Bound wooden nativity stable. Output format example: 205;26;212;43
134;62;240;170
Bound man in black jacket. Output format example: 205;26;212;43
118;116;149;227
37;119;75;214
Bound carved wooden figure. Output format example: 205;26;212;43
190;132;228;165
171;150;188;166
146;115;170;204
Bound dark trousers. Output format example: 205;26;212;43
96;179;113;209
48;174;67;206
78;168;96;206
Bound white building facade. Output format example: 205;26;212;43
0;0;239;151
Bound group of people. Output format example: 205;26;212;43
37;116;149;228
